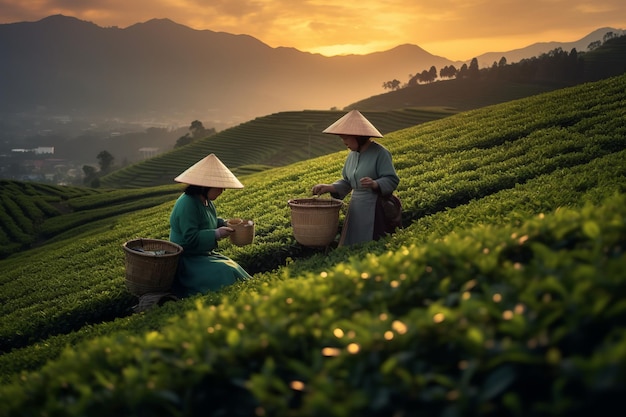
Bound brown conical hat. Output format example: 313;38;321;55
322;109;383;138
174;153;244;189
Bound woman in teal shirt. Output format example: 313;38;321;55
312;110;400;246
169;154;251;297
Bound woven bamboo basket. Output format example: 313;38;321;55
226;218;255;246
288;197;343;247
122;238;183;296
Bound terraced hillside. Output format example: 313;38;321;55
99;108;455;189
0;180;181;258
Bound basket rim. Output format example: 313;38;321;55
226;218;254;226
288;197;343;207
123;238;183;256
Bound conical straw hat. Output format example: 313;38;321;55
322;109;383;138
174;153;244;189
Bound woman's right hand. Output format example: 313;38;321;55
312;184;331;195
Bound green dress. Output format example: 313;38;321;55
169;193;251;297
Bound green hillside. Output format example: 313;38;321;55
1;74;625;416
0;108;454;258
349;34;626;113
99;108;455;189
347;78;563;112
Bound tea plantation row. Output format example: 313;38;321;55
0;74;625;416
0;181;182;258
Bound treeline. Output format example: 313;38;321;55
383;31;626;90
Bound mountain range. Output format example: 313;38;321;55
0;15;622;129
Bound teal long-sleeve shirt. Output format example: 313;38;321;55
169;193;223;255
168;193;250;296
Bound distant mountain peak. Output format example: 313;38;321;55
40;14;80;22
131;17;189;29
123;17;200;34
474;27;624;67
37;14;97;27
144;17;178;24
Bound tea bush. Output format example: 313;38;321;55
0;194;624;417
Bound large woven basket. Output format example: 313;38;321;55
288;197;343;247
122;238;183;296
226;218;255;246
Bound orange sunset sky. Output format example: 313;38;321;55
1;0;625;61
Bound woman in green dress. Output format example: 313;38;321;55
312;110;400;246
169;153;251;297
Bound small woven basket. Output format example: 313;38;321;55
122;238;183;296
288;197;343;247
226;218;255;246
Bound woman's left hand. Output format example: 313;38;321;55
359;177;378;190
216;226;234;240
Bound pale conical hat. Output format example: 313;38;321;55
322;109;383;138
174;153;244;189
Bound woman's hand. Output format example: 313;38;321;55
312;184;333;195
216;226;234;240
359;177;379;190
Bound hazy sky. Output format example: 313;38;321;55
1;0;624;60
